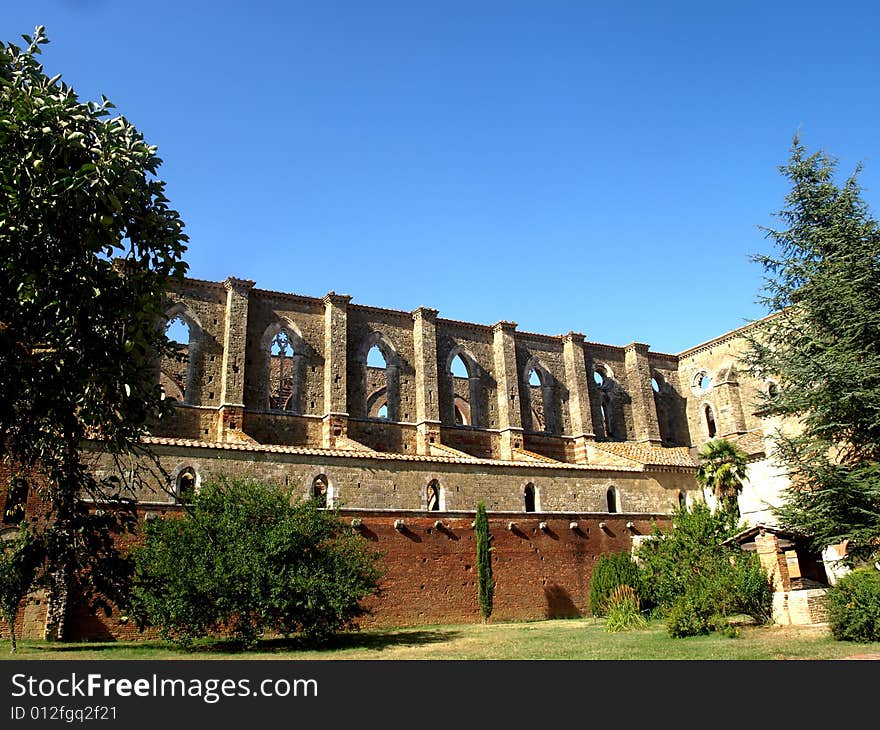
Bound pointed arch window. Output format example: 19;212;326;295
447;348;481;428
704;404;717;438
160;307;201;405
176;467;197;504
601;395;614;439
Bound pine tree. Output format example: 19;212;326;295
744;137;880;564
475;501;493;622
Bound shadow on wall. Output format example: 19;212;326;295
543;583;582;619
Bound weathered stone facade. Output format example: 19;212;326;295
3;275;795;638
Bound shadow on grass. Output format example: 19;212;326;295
19;627;461;657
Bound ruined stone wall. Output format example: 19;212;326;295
678;324;769;444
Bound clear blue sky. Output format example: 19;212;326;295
5;1;880;353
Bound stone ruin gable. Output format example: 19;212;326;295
648;351;691;447
435;318;499;432
160;277;227;409
89;438;696;517
582;342;633;442
346;303;417;422
677;320;770;444
515;331;570;436
242;289;326;415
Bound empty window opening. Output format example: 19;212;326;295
176;467;197;503
454;405;466;425
376;403;389;420
698;373;712;391
651;377;660;393
312;475;328;508
268;329;304;411
166;316;190;346
528;369;541;387
523;483;536;513
601;396;614;438
678;491;686;509
367;345;387;369
705;404;717;438
427;481;441;511
451;354;469;378
161;314;193;403
606;487;618;513
593;365;607;387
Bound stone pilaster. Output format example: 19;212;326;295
217;277;254;442
493;321;524;459
714;372;747;437
322;292;352;448
562;332;595;463
412;306;441;454
624;342;662;445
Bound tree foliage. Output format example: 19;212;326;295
128;476;384;648
695;438;750;517
744;137;880;564
0;527;43;653
475;501;493;622
0;26;188;612
824;568;880;643
588;550;642;617
636;503;772;636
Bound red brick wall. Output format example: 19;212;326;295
10;501;669;640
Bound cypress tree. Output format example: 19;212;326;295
475;501;493;622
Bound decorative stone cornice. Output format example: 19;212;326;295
493;320;518;333
322;291;352;306
412;306;439;322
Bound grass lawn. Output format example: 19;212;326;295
2;618;878;660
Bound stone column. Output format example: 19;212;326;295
624;342;662;445
493;321;524;459
714;374;747;437
412;306;441;454
562;332;595;463
217;277;254;442
322;292;351;448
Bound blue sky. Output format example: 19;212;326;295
5;1;880;352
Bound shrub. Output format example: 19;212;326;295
604;585;648;633
637;503;772;635
589;550;642;616
129;476;384;648
825;568;880;642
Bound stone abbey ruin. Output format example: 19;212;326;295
4;274;828;639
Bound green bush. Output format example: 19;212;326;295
604;585;648;633
129;476;384;648
589;550;642;616
636;503;772;635
825;568;880;642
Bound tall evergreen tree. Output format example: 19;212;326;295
744;137;880;564
475;501;493;622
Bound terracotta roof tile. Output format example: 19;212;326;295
139;436;642;472
590;442;697;468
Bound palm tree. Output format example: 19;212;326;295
695;438;749;518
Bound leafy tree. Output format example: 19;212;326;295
0;26;188;617
824;568;880;642
695;438;750;518
744;137;880;565
128;476;383;648
636;503;772;636
475;501;493;622
0;526;43;653
589;550;642;617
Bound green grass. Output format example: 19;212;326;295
2;618;879;660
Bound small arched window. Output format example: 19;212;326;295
427;481;441;511
523;483;536;513
176;467;197;504
678;491;686;509
312;475;328;508
606;487;618;514
704;404;717;438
